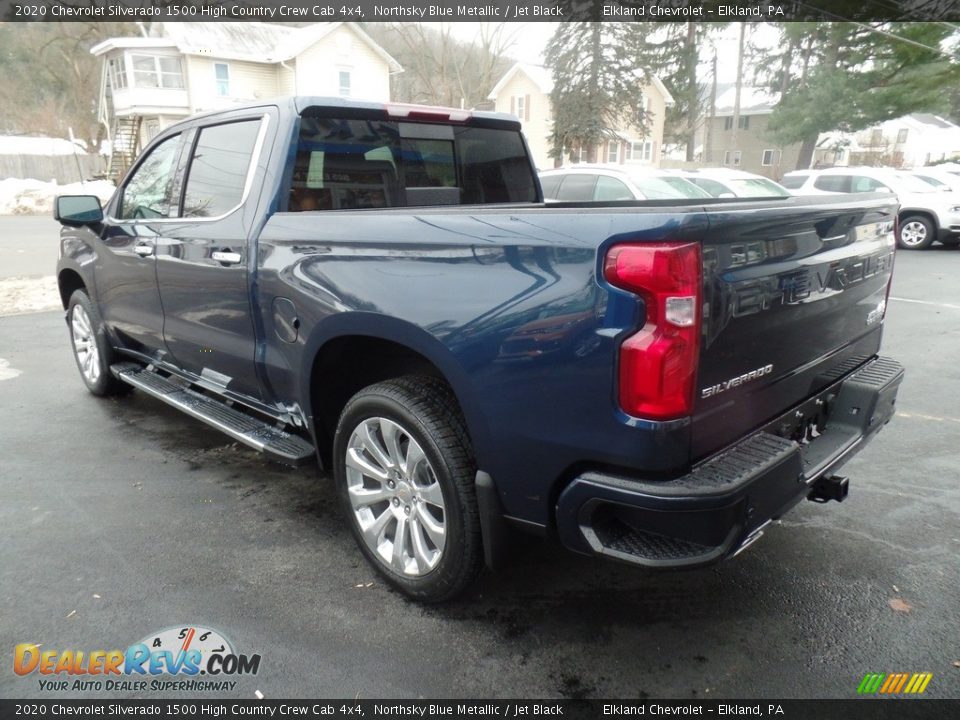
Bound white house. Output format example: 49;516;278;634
91;22;402;180
819;114;960;168
487;63;674;171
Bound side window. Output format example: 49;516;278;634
539;175;562;199
851;176;886;192
813;175;851;192
594;175;634;201
556;174;598;201
117;134;181;220
181;120;261;218
690;177;729;197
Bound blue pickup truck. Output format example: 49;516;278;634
54;97;903;601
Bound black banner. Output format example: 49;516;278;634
1;700;958;719
4;0;960;23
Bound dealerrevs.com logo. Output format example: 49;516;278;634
14;626;261;692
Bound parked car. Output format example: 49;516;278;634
54;97;903;601
539;165;711;201
909;168;960;193
782;167;960;249
674;168;791;198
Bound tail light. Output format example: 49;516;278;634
603;242;702;420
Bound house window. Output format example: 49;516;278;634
131;55;183;89
516;96;525;121
761;149;778;166
215;63;230;97
570;146;589;164
897;128;908;143
607;141;619;163
339;71;351;97
107;57;127;90
870;129;883;146
626;141;653;162
723;150;742;167
723;116;750;131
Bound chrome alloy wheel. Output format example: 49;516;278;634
70;304;101;385
900;220;928;247
345;417;447;576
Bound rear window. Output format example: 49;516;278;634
780;174;808;189
287;115;537;211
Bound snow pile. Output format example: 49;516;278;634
0;178;115;215
0;276;61;316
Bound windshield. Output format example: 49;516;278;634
627;174;710;200
727;178;790;197
912;174;950;191
889;173;939;194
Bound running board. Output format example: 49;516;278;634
111;363;315;466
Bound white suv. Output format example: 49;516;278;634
782;168;960;250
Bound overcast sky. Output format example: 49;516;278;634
443;22;779;84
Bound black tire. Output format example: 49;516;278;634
897;215;935;250
333;376;483;602
66;289;129;396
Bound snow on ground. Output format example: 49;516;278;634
0;276;61;316
0;178;115;215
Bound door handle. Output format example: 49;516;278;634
211;250;242;265
133;243;154;257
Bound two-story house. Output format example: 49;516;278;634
701;86;803;178
487;63;673;171
91;22;402;181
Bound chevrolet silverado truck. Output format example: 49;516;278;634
54;97;904;601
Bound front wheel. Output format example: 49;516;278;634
67;290;128;396
333;376;483;602
897;215;935;250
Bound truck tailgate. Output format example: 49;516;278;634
692;196;897;460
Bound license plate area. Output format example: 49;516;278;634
768;388;838;445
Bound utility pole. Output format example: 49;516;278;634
730;23;746;167
706;49;717;163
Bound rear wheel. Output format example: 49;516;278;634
897;215;935;250
333;376;482;602
67;290;128;396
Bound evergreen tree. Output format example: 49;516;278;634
544;14;650;163
762;21;960;169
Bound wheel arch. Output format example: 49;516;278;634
301;313;491;470
898;209;938;232
57;266;88;310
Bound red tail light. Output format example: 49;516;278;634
603;242;702;420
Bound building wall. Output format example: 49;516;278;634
491;73;553;170
705;114;802;178
295;25;391;101
184;56;280;113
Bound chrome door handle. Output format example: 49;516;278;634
211;250;242;265
133;243;154;257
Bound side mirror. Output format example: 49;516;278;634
55;195;103;227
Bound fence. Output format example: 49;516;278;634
0;154;106;183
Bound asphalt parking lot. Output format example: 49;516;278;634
0;219;958;700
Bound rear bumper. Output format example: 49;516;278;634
555;356;904;568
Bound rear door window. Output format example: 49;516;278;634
813;175;851;192
555;174;598;201
594;175;635;201
288;114;537;210
182;119;262;218
780;174;808;189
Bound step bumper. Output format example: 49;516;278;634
555;356;904;568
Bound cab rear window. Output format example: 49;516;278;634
287;115;537;211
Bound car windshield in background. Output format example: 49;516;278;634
628;174;708;200
727;178;790;197
653;176;712;199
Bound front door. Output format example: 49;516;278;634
96;132;184;357
155;116;268;400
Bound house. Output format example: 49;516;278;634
701;86;803;178
836;114;960;168
91;22;403;180
487;63;673;171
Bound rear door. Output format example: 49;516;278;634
155;113;271;400
692;197;897;459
